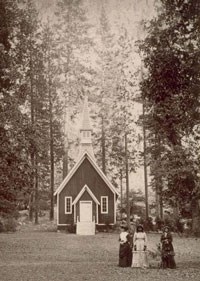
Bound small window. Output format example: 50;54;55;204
65;197;72;214
101;196;108;214
83;131;90;138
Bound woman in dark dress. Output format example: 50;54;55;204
160;226;176;269
118;226;131;267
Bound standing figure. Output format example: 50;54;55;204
160;226;176;269
118;226;131;267
132;225;149;268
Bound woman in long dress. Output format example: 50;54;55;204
132;224;149;268
118;226;131;267
160;226;176;269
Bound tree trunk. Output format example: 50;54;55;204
101;115;106;174
34;153;39;224
120;169;123;220
159;185;163;219
63;94;69;179
29;141;34;221
63;147;68;179
155;180;163;219
143;102;149;220
49;91;54;220
29;192;34;221
47;44;55;221
125;132;130;228
29;44;35;221
154;134;163;219
192;198;200;237
155;189;160;218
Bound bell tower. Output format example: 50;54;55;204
78;96;95;159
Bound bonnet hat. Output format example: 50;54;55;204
136;224;144;232
163;225;170;231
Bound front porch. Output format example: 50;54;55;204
76;220;96;235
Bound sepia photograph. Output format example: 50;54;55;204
0;0;200;280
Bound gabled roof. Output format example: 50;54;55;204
54;151;120;197
72;184;100;205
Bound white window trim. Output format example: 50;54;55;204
101;196;108;214
65;196;72;214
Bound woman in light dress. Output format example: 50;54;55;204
132;224;149;268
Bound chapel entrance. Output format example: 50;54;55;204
79;201;92;222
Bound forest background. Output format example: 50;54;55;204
0;0;200;235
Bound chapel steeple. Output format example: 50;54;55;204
78;96;95;158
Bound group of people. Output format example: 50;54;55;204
118;224;176;269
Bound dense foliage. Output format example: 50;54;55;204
0;0;139;222
139;0;200;233
0;0;63;220
2;0;200;236
0;0;32;216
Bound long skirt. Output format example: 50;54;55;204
161;253;176;269
161;243;176;269
132;250;149;268
118;243;130;267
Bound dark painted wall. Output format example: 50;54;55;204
58;156;115;225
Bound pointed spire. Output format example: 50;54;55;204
78;95;95;159
80;95;92;131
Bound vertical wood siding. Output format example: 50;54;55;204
59;157;115;225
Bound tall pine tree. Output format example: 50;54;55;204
139;0;200;234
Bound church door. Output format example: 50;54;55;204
79;201;93;222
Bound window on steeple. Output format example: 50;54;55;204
83;131;91;138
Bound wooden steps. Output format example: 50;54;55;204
76;221;95;235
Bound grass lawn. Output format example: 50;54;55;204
0;231;200;281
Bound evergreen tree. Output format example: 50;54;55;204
18;0;45;222
108;27;139;224
90;5;117;175
54;0;93;176
41;21;63;220
0;0;31;216
13;0;59;223
139;0;200;234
